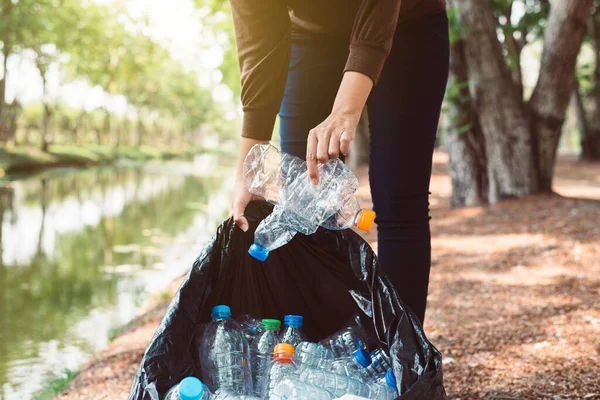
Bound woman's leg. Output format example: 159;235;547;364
367;12;450;324
279;36;349;159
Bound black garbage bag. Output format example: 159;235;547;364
128;201;445;399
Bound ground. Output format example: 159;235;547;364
55;152;600;400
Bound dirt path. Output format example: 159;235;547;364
56;153;600;400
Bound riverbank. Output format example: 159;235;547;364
0;144;218;179
55;152;600;399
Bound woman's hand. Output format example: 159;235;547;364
306;71;373;185
232;137;269;232
306;112;358;185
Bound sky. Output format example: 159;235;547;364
5;0;233;113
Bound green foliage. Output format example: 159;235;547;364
447;6;469;45
1;0;235;149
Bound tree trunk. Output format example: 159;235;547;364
571;80;600;160
40;104;52;152
581;8;600;160
454;0;537;202
589;8;600;130
0;0;12;141
446;39;488;207
529;0;593;191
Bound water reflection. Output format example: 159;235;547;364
0;159;233;399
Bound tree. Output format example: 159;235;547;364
572;1;600;161
446;0;593;206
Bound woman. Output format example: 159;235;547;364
230;0;449;324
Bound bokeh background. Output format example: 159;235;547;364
0;0;598;399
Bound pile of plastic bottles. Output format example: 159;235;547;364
166;305;398;400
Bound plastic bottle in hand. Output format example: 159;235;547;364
280;315;305;347
330;348;371;378
270;378;335;400
244;144;375;261
359;348;391;383
294;342;334;371
251;319;281;396
165;377;212;400
199;305;252;395
368;369;398;400
265;344;298;398
298;368;371;398
321;196;375;232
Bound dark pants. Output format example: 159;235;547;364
279;12;450;323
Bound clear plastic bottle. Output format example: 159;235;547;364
320;317;368;358
321;196;375;231
251;319;281;396
360;348;392;383
368;369;398;400
237;314;262;346
243;144;375;261
270;378;335;400
330;348;371;378
265;343;298;398
294;342;334;371
280;315;305;347
213;389;261;400
165;377;212;400
199;305;252;395
298;368;371;398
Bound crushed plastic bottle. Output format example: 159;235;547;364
199;305;252;395
294;342;334;371
297;368;371;398
237;314;262;346
279;315;305;347
165;377;212;400
265;343;298;398
359;348;391;383
243;144;375;261
367;369;398;400
269;378;335;400
251;319;281;396
320;317;369;358
330;348;371;378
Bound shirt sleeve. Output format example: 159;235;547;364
230;0;291;140
344;0;402;85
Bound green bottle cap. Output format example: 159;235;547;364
261;319;281;330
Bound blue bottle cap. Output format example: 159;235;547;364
178;377;204;400
386;369;397;389
353;348;372;368
284;315;303;328
248;243;269;261
211;305;231;319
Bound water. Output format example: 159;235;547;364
0;157;234;400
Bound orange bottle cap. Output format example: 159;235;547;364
274;343;295;356
357;209;376;232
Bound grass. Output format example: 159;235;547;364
0;143;221;178
34;369;77;400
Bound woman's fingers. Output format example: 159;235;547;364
328;129;342;159
340;129;353;156
316;128;332;163
306;129;319;185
